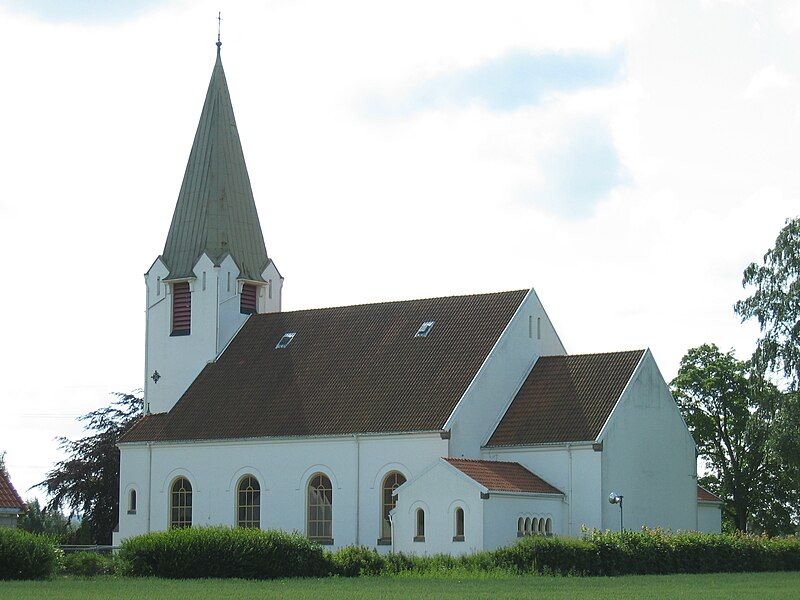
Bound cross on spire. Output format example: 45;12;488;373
216;11;222;51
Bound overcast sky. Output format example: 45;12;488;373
1;0;798;503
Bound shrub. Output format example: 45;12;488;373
60;551;120;577
330;546;386;576
0;528;60;580
120;527;329;579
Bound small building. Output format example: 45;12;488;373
0;470;25;528
697;485;724;533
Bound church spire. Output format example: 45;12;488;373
161;44;269;281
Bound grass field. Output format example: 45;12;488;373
1;572;799;599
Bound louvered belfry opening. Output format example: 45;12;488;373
240;283;258;315
171;282;191;336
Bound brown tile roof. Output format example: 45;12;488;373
697;485;723;503
487;350;646;447
0;471;25;511
121;290;528;443
443;458;562;494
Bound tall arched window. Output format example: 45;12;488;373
517;517;525;537
453;507;465;541
381;471;406;541
538;518;546;535
170;477;192;528
307;473;333;543
237;475;261;529
127;489;137;514
414;508;425;541
524;517;532;535
545;517;553;536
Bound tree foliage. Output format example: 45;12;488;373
671;344;798;534
36;392;142;544
16;499;78;543
735;217;800;388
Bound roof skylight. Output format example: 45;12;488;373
415;321;435;338
275;332;296;349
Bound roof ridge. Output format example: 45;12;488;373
445;457;522;465
253;289;529;317
540;349;646;359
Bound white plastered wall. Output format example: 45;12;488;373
445;288;566;458
115;432;447;548
599;350;698;532
697;502;722;533
482;493;564;549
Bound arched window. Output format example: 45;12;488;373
381;472;406;541
538;518;546;535
170;477;192;528
453;507;465;541
524;517;532;535
307;474;333;543
545;517;553;536
414;508;425;541
127;489;137;514
236;475;261;529
517;517;525;537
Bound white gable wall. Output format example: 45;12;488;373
697;502;723;533
599;350;698;532
115;432;447;548
445;289;566;458
483;444;602;536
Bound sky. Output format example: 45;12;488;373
1;0;798;504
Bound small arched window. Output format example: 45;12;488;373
545;517;553;536
170;477;192;528
524;517;532;535
381;472;406;541
414;508;425;541
538;518;546;535
453;507;464;541
237;475;261;529
517;517;525;537
307;474;333;543
127;489;137;514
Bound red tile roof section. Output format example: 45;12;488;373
121;290;528;443
444;458;562;494
697;485;723;503
487;350;646;446
0;471;25;511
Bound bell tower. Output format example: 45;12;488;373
143;42;283;415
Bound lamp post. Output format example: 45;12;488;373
608;492;624;533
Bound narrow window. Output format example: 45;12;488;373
538;518;546;535
381;472;406;541
545;517;553;536
453;507;464;541
533;517;540;535
307;473;333;544
528;315;533;338
236;475;261;529
171;282;191;336
202;271;207;291
414;508;425;541
157;276;162;296
170;477;192;528
524;517;532;535
268;279;273;299
517;517;525;537
227;272;231;292
240;283;258;315
128;489;137;514
537;317;541;340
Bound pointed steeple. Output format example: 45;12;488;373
162;47;269;281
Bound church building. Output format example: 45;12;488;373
115;44;722;552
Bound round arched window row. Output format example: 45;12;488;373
517;515;553;537
170;477;192;529
237;475;261;529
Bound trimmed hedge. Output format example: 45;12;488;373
119;527;328;579
119;527;800;580
0;528;61;580
60;551;121;577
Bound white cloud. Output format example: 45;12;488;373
745;64;794;98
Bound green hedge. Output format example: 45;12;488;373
60;551;121;577
119;527;328;579
119;527;800;580
0;528;61;580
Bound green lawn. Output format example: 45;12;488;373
1;572;799;599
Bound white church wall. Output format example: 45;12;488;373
445;289;566;458
483;445;602;536
392;461;484;555
482;494;565;550
697;502;722;533
116;432;447;548
599;350;698;532
261;261;283;313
